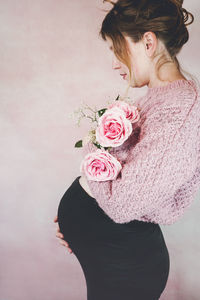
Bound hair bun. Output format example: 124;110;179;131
182;7;194;26
169;0;194;26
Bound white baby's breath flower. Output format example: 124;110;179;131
68;107;86;127
82;134;91;147
70;102;99;127
82;129;96;146
68;112;75;120
106;99;114;106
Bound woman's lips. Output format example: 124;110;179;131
120;73;127;79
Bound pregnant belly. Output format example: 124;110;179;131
57;176;167;252
57;176;108;245
57;176;170;298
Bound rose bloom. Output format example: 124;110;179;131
108;100;140;123
96;106;133;148
80;149;122;181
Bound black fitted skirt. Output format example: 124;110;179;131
57;176;170;300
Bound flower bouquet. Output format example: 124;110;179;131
72;95;140;181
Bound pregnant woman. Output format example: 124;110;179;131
54;1;200;299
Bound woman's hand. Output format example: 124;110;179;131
54;215;73;254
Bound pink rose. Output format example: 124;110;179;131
108;101;140;123
96;106;133;147
80;149;122;181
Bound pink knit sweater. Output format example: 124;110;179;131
81;79;200;225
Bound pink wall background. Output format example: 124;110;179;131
0;0;200;299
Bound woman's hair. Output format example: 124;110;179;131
99;0;196;88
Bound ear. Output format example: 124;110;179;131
142;32;157;57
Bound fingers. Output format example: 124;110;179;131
54;217;63;237
54;215;73;254
59;240;73;254
55;230;73;254
54;215;58;223
56;231;64;239
56;226;62;235
59;239;69;247
54;215;61;233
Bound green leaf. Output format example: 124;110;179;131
97;108;107;117
92;142;112;151
93;142;101;149
75;140;83;148
115;94;120;101
104;146;112;151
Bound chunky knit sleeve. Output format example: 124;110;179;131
81;98;199;225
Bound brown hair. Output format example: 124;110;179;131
99;0;195;90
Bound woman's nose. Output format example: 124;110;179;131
112;56;121;69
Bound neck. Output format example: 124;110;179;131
147;61;187;88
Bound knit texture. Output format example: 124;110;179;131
81;79;200;225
